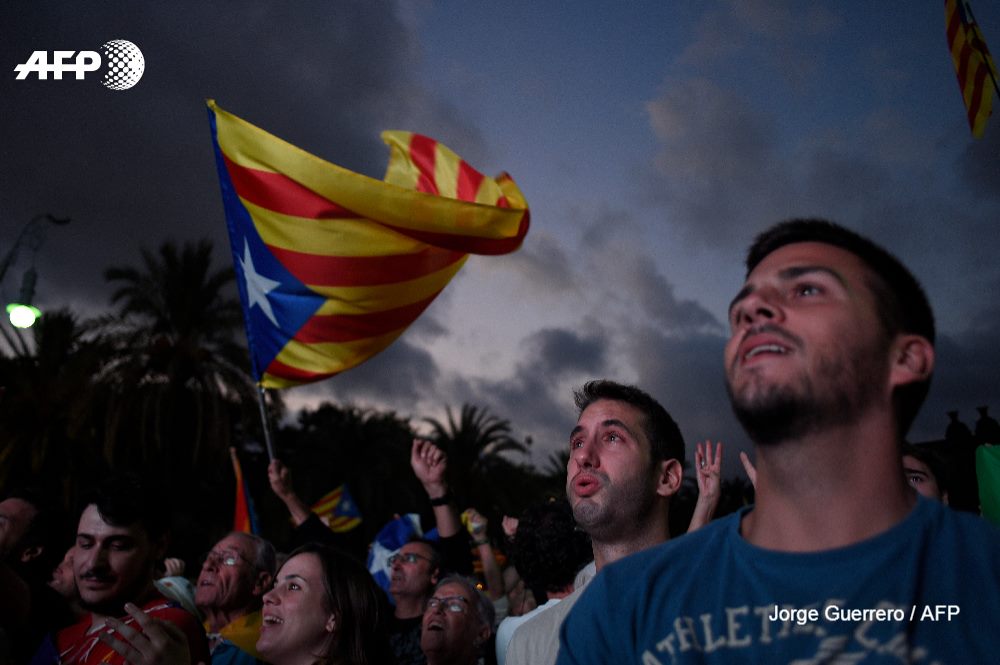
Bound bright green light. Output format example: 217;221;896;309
6;303;41;328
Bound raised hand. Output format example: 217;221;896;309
410;438;447;495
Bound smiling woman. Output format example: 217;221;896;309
257;543;393;665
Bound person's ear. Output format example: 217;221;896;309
151;534;169;563
473;622;491;648
655;458;683;498
19;544;43;564
252;571;273;597
889;335;934;389
325;612;337;634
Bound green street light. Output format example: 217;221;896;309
6;267;40;328
7;303;41;329
1;214;69;331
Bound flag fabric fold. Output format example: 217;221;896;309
207;100;530;388
946;0;998;138
230;448;259;534
311;483;362;532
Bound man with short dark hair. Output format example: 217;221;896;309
902;443;949;504
558;218;1000;664
32;473;209;665
196;531;276;664
495;499;592;664
507;379;721;665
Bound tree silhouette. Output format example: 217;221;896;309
93;239;260;472
0;308;106;491
271;402;423;545
424;404;543;519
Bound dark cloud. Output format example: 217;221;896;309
0;1;480;319
496;231;576;295
307;335;440;408
958;124;1000;201
450;325;610;455
580;207;722;333
624;326;749;477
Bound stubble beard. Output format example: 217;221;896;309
727;347;885;447
569;469;659;544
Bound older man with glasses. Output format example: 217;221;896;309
195;532;276;665
421;576;495;665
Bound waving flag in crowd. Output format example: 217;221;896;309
945;0;998;137
206;100;530;388
311;483;362;532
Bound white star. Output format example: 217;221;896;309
239;239;281;328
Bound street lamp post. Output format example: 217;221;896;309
0;213;70;329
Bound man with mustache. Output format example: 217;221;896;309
31;473;209;665
506;380;722;665
558;219;1000;664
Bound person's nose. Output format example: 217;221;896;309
571;438;599;470
732;286;783;329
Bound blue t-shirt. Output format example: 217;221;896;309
558;498;1000;664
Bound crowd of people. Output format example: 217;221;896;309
2;218;999;664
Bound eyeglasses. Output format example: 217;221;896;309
388;552;433;567
201;549;250;568
426;595;470;614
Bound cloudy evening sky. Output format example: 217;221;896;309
2;1;998;478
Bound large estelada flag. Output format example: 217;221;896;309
206;100;529;388
311;484;362;533
946;0;998;138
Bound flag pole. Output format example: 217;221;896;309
257;385;276;461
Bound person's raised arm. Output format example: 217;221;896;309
465;508;505;600
411;438;461;538
687;440;723;533
268;458;312;527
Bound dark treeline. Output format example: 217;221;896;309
1;238;752;566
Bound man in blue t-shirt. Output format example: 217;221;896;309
558;218;1000;664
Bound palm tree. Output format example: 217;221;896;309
0;308;106;492
424;404;542;518
93;239;260;473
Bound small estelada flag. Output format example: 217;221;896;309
312;484;362;533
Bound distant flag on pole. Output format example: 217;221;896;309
976;445;1000;527
230;448;259;534
206;100;529;388
945;0;999;138
311;484;362;533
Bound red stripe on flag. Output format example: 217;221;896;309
266;358;337;383
968;62;988;126
267;245;466;286
295;293;440;343
408;134;440;195
456;161;486;202
379;210;531;256
223;154;361;219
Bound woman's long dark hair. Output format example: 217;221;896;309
287;543;396;665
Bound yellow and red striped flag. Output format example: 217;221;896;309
206;101;529;388
311;484;362;533
230;447;259;534
946;0;998;137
